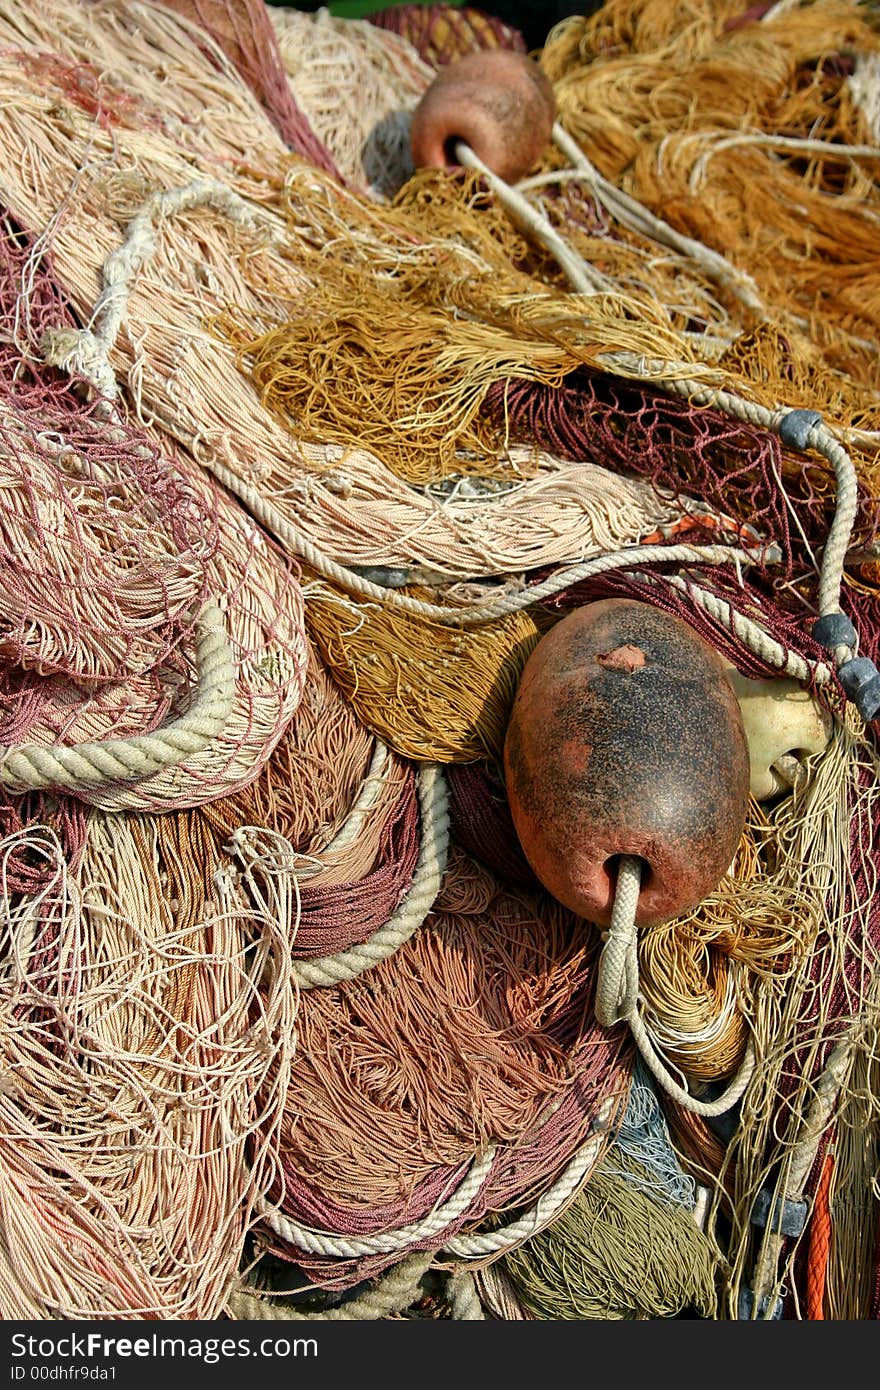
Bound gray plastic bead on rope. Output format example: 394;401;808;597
778;408;823;451
811;611;857;650
837;656;880;721
750;1190;808;1238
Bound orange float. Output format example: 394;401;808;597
409;49;557;183
503;599;751;928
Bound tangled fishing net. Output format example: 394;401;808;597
0;0;879;1324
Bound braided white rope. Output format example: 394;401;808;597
0;600;235;793
260;1145;496;1258
596;855;756;1118
289;763;448;989
443;1093;618;1258
321;739;390;856
629;571;835;688
594;855;642;1028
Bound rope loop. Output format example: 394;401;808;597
0;601;236;794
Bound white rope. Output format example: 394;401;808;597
289;763;448;989
0;600;235;793
595;855;757;1118
549;123;766;314
321;739;391;856
443;1093;618;1258
260;1145;496;1258
453;140;614;295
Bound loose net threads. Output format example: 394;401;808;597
303;577;549;762
367;5;528;69
0;0;294;184
0;215;219;688
269;7;434;199
255;847;631;1290
445;761;538;892
0;809;297;1319
635;809;816;1086
213;163;720;488
202;642;376;856
189;643;423;959
224;760;420;961
817;973;880;1320
608;1059;699;1210
1;448;309;812
482;368;879;589
711;710;880;1317
500;1148;720;1320
540;1;880;391
0;30;716;584
156;0;341;175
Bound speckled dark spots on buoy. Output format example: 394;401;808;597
409;50;557;184
503;598;751;928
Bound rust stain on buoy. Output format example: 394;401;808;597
596;644;648;673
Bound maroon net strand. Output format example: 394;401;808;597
293;766;420;957
483;371;880;587
367;4;527;68
157;0;344;179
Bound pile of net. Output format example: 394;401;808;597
0;0;878;1321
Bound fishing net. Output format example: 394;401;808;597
269;6;434;198
0;808;296;1318
367;4;527;69
157;0;341;174
0;0;879;1324
255;845;632;1290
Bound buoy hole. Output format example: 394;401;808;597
604;853;653;898
443;135;466;167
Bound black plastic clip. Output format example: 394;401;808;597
811;612;857;651
838;657;880;722
778;409;822;451
751;1189;808;1238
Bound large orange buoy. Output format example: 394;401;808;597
409;50;557;183
503;599;751;928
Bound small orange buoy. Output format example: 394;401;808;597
503;599;751;928
409;50;557;183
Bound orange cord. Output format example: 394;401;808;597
806;1149;834;1320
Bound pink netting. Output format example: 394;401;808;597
157;0;343;177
